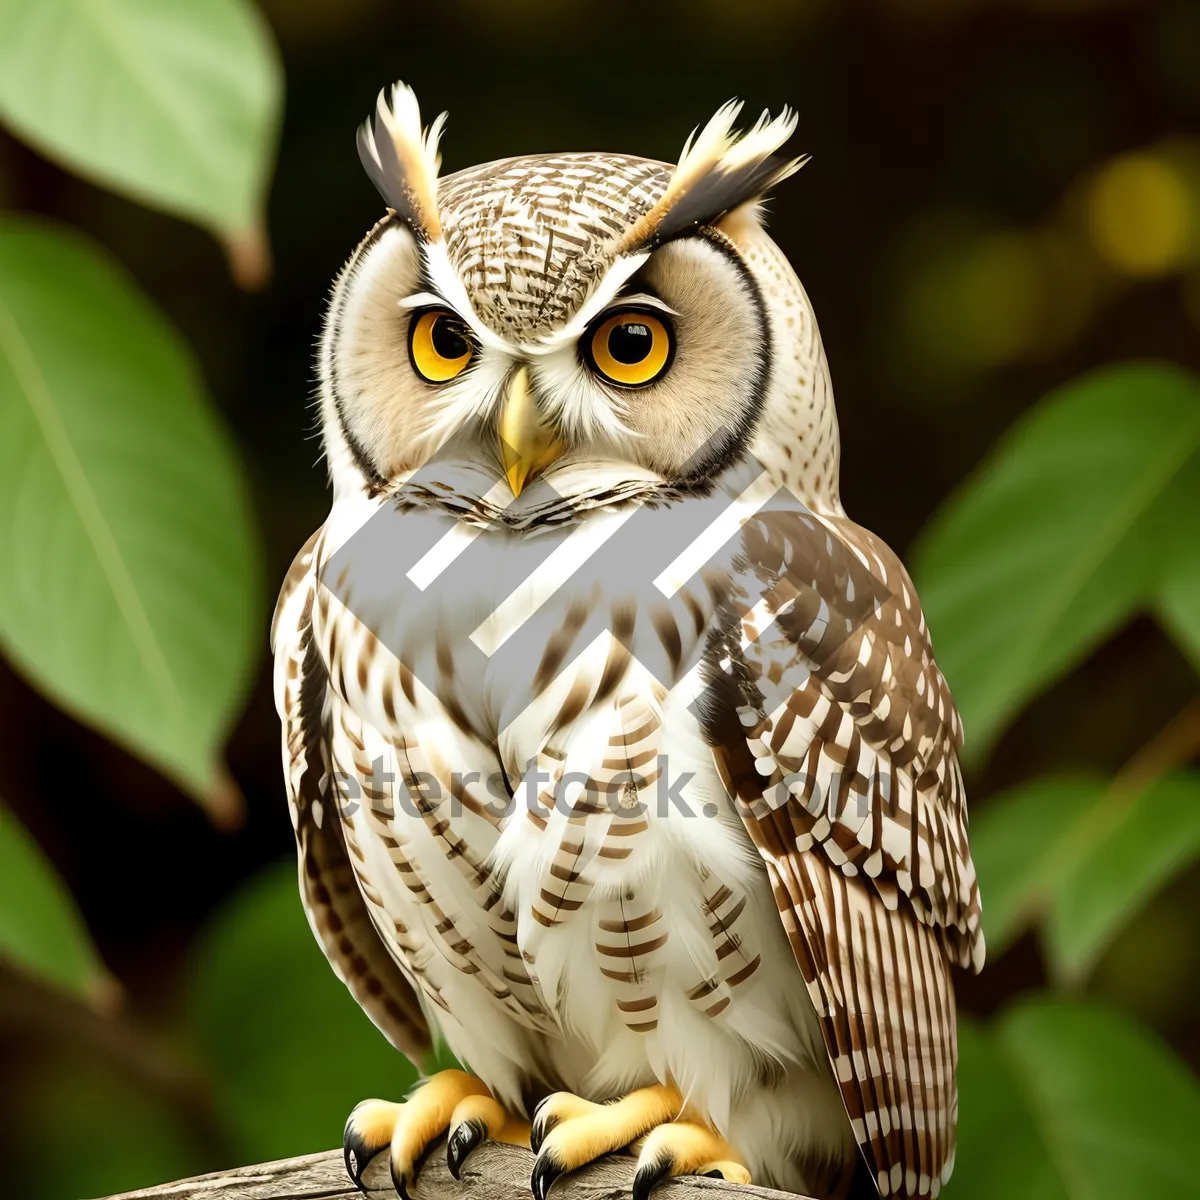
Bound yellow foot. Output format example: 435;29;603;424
530;1085;747;1200
631;1122;751;1200
343;1069;529;1196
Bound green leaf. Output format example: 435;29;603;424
971;771;1200;981
0;800;108;999
951;996;1200;1200
0;0;281;246
190;860;419;1162
0;218;261;804
1156;500;1200;671
1046;771;1200;983
913;362;1200;762
970;774;1104;958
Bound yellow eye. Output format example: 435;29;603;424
409;309;474;382
585;309;674;388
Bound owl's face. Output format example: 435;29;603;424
319;85;842;516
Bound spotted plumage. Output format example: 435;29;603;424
274;80;982;1200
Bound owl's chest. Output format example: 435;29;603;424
320;498;722;775
327;664;778;1080
317;496;776;1055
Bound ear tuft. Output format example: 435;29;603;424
621;101;805;252
357;81;446;241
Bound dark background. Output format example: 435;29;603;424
2;0;1198;1195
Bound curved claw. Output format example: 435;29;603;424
529;1099;558;1154
632;1156;672;1200
633;1160;735;1200
632;1122;749;1199
343;1138;371;1194
343;1099;401;1193
447;1118;487;1179
531;1147;566;1200
391;1161;413;1200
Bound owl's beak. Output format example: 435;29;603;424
499;365;563;498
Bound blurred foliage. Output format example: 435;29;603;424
971;770;1200;981
0;0;282;281
8;1046;209;1200
0;0;1198;1199
9;1051;204;1200
0;219;262;809
0;798;108;1001
191;860;419;1162
913;362;1200;761
912;360;1200;1194
953;998;1200;1200
887;141;1200;387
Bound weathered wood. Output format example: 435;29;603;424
98;1141;812;1200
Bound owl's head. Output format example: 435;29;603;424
318;82;842;517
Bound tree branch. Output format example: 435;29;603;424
98;1142;812;1200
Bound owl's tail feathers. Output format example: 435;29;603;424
342;1070;528;1196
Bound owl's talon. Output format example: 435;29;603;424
529;1102;552;1153
344;1098;403;1191
529;1084;684;1198
530;1146;567;1200
631;1122;750;1200
341;1071;525;1197
632;1160;668;1200
391;1163;413;1200
530;1089;610;1155
446;1118;486;1179
531;1091;580;1153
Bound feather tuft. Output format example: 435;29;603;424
620;100;804;252
357;80;446;241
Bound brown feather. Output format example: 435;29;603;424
704;509;983;1199
275;542;431;1063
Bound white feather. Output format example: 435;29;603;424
371;81;447;238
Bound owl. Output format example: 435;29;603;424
273;82;984;1200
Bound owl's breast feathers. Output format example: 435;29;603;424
274;489;982;1199
271;528;431;1062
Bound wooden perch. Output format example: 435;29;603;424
100;1140;813;1200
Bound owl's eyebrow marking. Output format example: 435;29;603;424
602;293;679;318
397;291;455;311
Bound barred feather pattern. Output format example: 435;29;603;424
704;508;984;1198
436;153;670;341
271;532;431;1062
274;476;861;1185
312;566;557;1039
277;450;982;1196
287;81;982;1193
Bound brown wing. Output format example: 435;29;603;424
273;532;430;1062
703;508;983;1199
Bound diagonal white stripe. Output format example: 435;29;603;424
470;505;639;655
652;467;778;597
406;479;514;590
